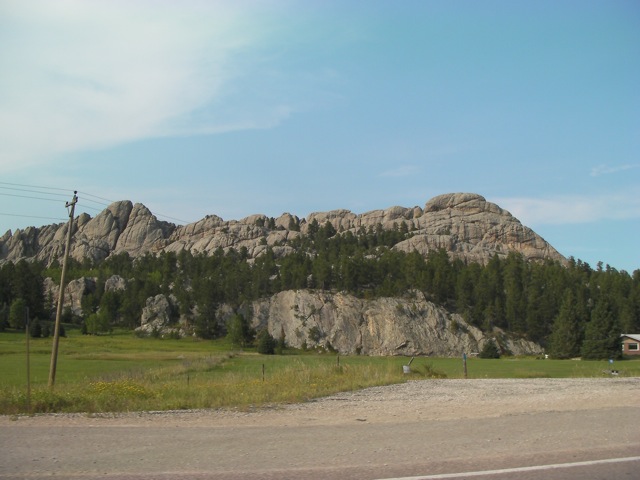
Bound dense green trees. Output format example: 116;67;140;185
226;313;253;348
581;295;622;360
85;310;112;335
547;290;583;359
1;221;638;355
0;260;45;324
9;298;27;330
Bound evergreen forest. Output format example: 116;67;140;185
1;220;638;360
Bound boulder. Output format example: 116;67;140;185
104;275;127;292
136;294;183;337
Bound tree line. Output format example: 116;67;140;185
1;220;638;359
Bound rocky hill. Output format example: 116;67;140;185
1;192;566;357
0;192;565;266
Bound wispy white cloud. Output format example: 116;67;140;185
494;189;640;226
0;0;294;171
379;165;420;177
590;163;640;177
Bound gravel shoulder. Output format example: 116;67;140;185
2;377;638;428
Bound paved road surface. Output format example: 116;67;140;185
2;407;638;480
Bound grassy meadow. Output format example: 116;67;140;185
1;328;639;415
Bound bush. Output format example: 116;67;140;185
256;329;276;355
85;311;111;335
308;325;322;343
226;314;253;348
479;339;501;359
29;319;42;338
9;299;27;330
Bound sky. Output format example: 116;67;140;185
1;0;639;273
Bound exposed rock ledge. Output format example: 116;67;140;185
132;289;542;357
245;290;542;357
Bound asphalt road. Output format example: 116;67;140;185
1;406;638;480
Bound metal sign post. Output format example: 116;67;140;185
463;352;468;379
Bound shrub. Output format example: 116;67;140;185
308;325;322;343
29;319;42;338
226;314;253;348
256;329;276;355
479;339;501;359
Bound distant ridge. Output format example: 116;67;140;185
0;192;566;266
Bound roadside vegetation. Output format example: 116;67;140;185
1;329;638;415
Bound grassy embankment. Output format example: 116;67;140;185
1;329;638;415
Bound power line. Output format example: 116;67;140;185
0;181;70;192
78;197;112;209
1;182;195;225
0;185;70;198
0;212;67;222
76;190;116;204
0;192;66;203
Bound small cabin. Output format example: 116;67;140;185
621;334;640;356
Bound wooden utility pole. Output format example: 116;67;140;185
48;191;78;388
25;307;31;413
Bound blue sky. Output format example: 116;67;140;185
1;0;638;273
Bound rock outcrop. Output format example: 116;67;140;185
395;193;563;264
104;275;127;292
245;290;542;357
0;193;566;267
44;276;96;317
136;294;183;338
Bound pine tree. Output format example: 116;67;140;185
581;295;621;360
195;299;219;339
226;314;252;348
548;290;582;359
479;339;501;358
8;298;27;330
503;253;527;333
256;329;276;354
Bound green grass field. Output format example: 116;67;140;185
1;329;638;415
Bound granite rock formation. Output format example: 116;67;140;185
245;289;542;357
0;193;565;267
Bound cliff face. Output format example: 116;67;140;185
0;193;566;266
245;290;541;357
132;289;542;357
